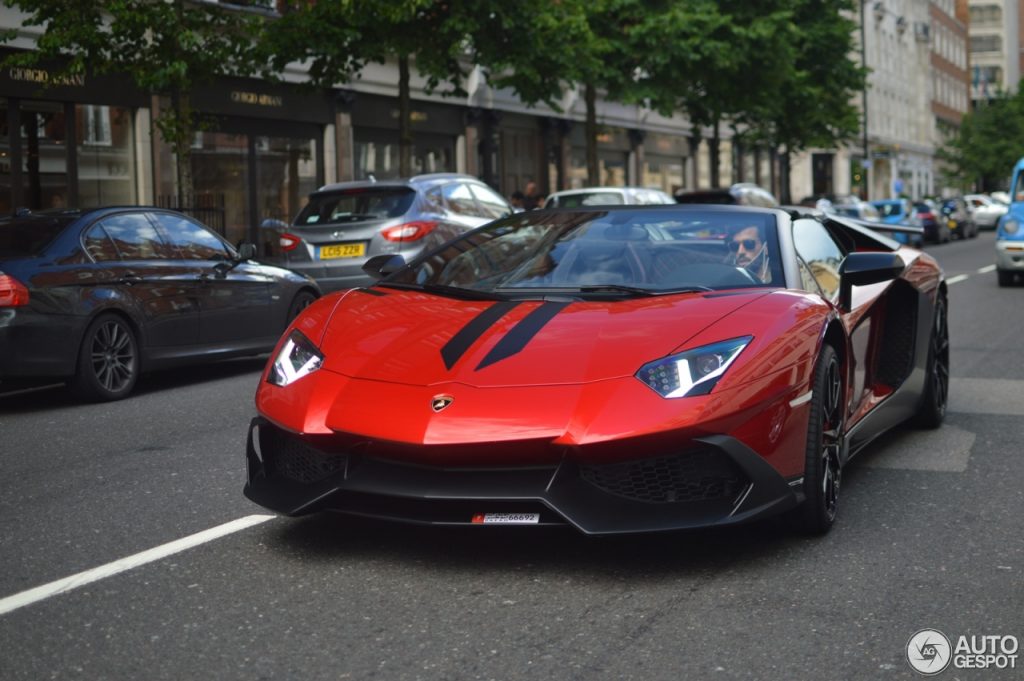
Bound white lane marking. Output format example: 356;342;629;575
860;424;974;472
978;265;997;274
947;274;969;285
0;514;275;617
788;390;813;408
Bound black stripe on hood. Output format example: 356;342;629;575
440;301;522;370
475;302;571;371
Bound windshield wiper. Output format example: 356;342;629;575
576;284;713;296
379;281;509;301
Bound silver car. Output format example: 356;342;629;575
262;174;512;292
964;193;1008;230
543;186;675;208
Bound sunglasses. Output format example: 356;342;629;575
727;238;760;252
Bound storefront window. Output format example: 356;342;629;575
19;101;68;210
643;155;685;194
354;132;455;180
255;135;317;223
191;131;249;245
76;105;136;208
0;100;10;214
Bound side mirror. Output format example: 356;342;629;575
838;252;905;311
237;243;257;261
362;253;406;280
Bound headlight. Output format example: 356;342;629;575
636;336;752;398
268;330;323;387
1004;219;1020;235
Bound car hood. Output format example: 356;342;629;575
317;287;769;387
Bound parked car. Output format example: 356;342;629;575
996;159;1024;286
245;204;948;536
0;207;320;400
910;200;949;244
964;193;1008;230
940;197;977;240
674;182;779;207
832;199;924;248
544;186;674;208
260;173;513;292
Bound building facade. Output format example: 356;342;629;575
967;0;1021;102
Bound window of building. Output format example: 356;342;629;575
970;34;1002;53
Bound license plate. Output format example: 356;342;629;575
471;512;540;525
319;243;366;259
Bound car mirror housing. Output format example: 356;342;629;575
237;243;257;261
838;252;905;311
362;253;406;280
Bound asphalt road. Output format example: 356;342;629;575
1;231;1021;681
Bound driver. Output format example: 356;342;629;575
726;223;771;283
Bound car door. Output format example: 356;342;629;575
90;212;200;348
150;212;273;347
792;219;876;428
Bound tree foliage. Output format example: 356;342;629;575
939;91;1024;191
744;0;866;202
266;0;482;176
1;0;265;201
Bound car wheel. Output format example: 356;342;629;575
795;344;843;535
997;270;1013;287
287;290;317;323
913;293;949;429
72;314;139;401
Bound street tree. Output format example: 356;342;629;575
1;0;266;203
633;1;796;189
476;0;651;187
266;0;480;178
742;0;865;203
939;91;1024;192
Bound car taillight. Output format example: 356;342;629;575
279;233;302;252
0;273;30;307
920;212;935;221
381;221;438;242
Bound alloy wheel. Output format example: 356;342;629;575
89;320;136;393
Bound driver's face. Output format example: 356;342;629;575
729;226;763;267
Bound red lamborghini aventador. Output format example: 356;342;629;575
244;205;947;535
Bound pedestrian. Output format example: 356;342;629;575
509;190;525;212
523;181;542;210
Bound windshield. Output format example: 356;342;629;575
295;187;415;226
384;208;783;298
0;215;74;258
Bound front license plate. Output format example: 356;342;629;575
471;513;540;525
319;242;366;259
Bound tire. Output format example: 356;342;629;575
72;313;139;401
794;344;844;535
913;293;949;429
287;290;317;323
997;270;1013;287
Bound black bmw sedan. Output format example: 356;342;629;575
0;207;320;400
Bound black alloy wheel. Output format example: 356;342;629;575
913;293;949;428
287;290;317;323
72;314;139;401
796;344;844;535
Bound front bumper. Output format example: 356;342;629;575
243;418;799;535
996;240;1024;271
